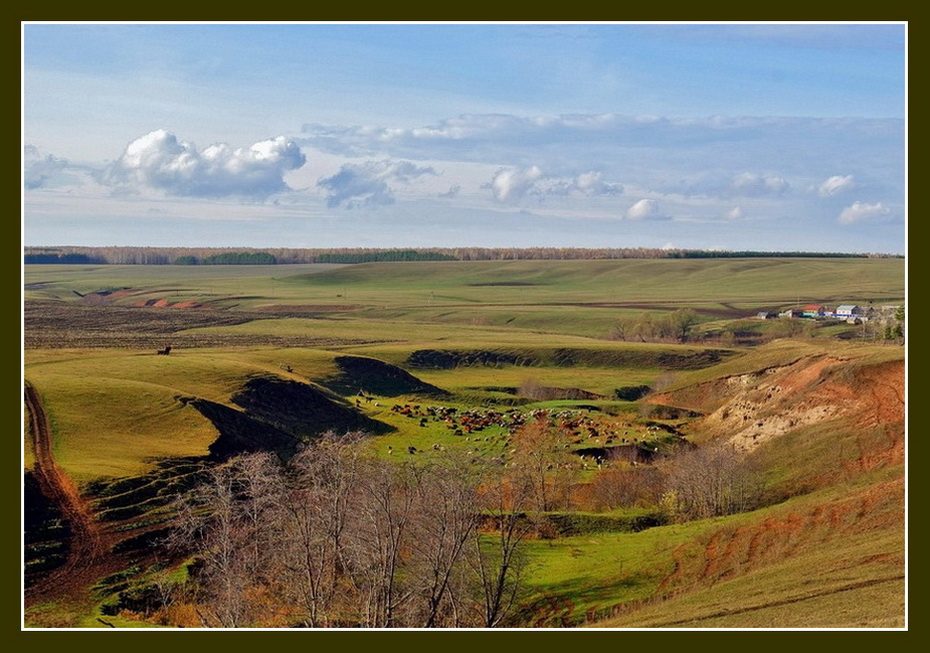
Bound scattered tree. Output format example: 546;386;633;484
165;432;536;628
509;417;573;513
668;308;699;342
660;441;764;520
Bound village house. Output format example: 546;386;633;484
834;305;862;318
803;304;827;318
778;308;804;318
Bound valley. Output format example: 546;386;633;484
22;257;906;628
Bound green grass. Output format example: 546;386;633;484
592;472;905;628
23;259;906;628
23;342;677;479
24;348;341;479
25;373;218;481
517;465;904;628
518;519;717;626
593;528;904;628
284;258;903;307
25;258;905;340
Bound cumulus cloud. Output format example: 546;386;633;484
567;171;623;197
24;145;70;189
317;159;436;209
837;201;890;224
625;199;669;221
487;168;622;203
98;129;306;199
731;172;789;197
298;115;901;228
818;174;855;197
489;166;545;203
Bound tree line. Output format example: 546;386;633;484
174;252;277;265
24;246;896;266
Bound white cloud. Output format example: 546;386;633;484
317;159;436;209
24;145;71;189
489;166;545;202
625;198;669;221
731;172;789;197
570;171;623;197
486;167;622;203
818;174;855;197
98;130;306;199
837;201;890;224
726;206;744;220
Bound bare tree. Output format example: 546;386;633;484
661;441;764;520
469;472;533;628
164;434;536;628
167;453;286;627
611;315;638;341
277;432;364;627
509;417;573;513
347;457;418;627
407;455;483;627
588;464;664;511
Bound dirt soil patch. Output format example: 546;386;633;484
648;355;905;463
24;300;386;349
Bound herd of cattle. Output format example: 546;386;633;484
380;400;675;465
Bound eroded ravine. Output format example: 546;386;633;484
24;381;107;602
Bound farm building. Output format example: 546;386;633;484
756;311;777;320
778;308;804;318
803;304;827;317
834;305;862;318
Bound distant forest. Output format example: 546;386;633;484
23;246;898;265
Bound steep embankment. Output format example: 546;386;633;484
649;352;904;470
592;346;905;628
323;355;449;397
190;375;394;460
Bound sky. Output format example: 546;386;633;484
22;22;907;254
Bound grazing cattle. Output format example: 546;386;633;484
157;345;172;356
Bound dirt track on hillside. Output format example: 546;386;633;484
24;382;108;604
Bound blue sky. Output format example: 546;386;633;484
22;22;907;253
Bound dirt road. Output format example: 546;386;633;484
24;381;106;602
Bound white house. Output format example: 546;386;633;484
834;305;861;318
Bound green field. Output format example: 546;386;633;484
22;257;906;628
25;257;904;340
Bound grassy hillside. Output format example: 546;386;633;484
591;468;904;628
25;258;904;340
22;259;906;628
